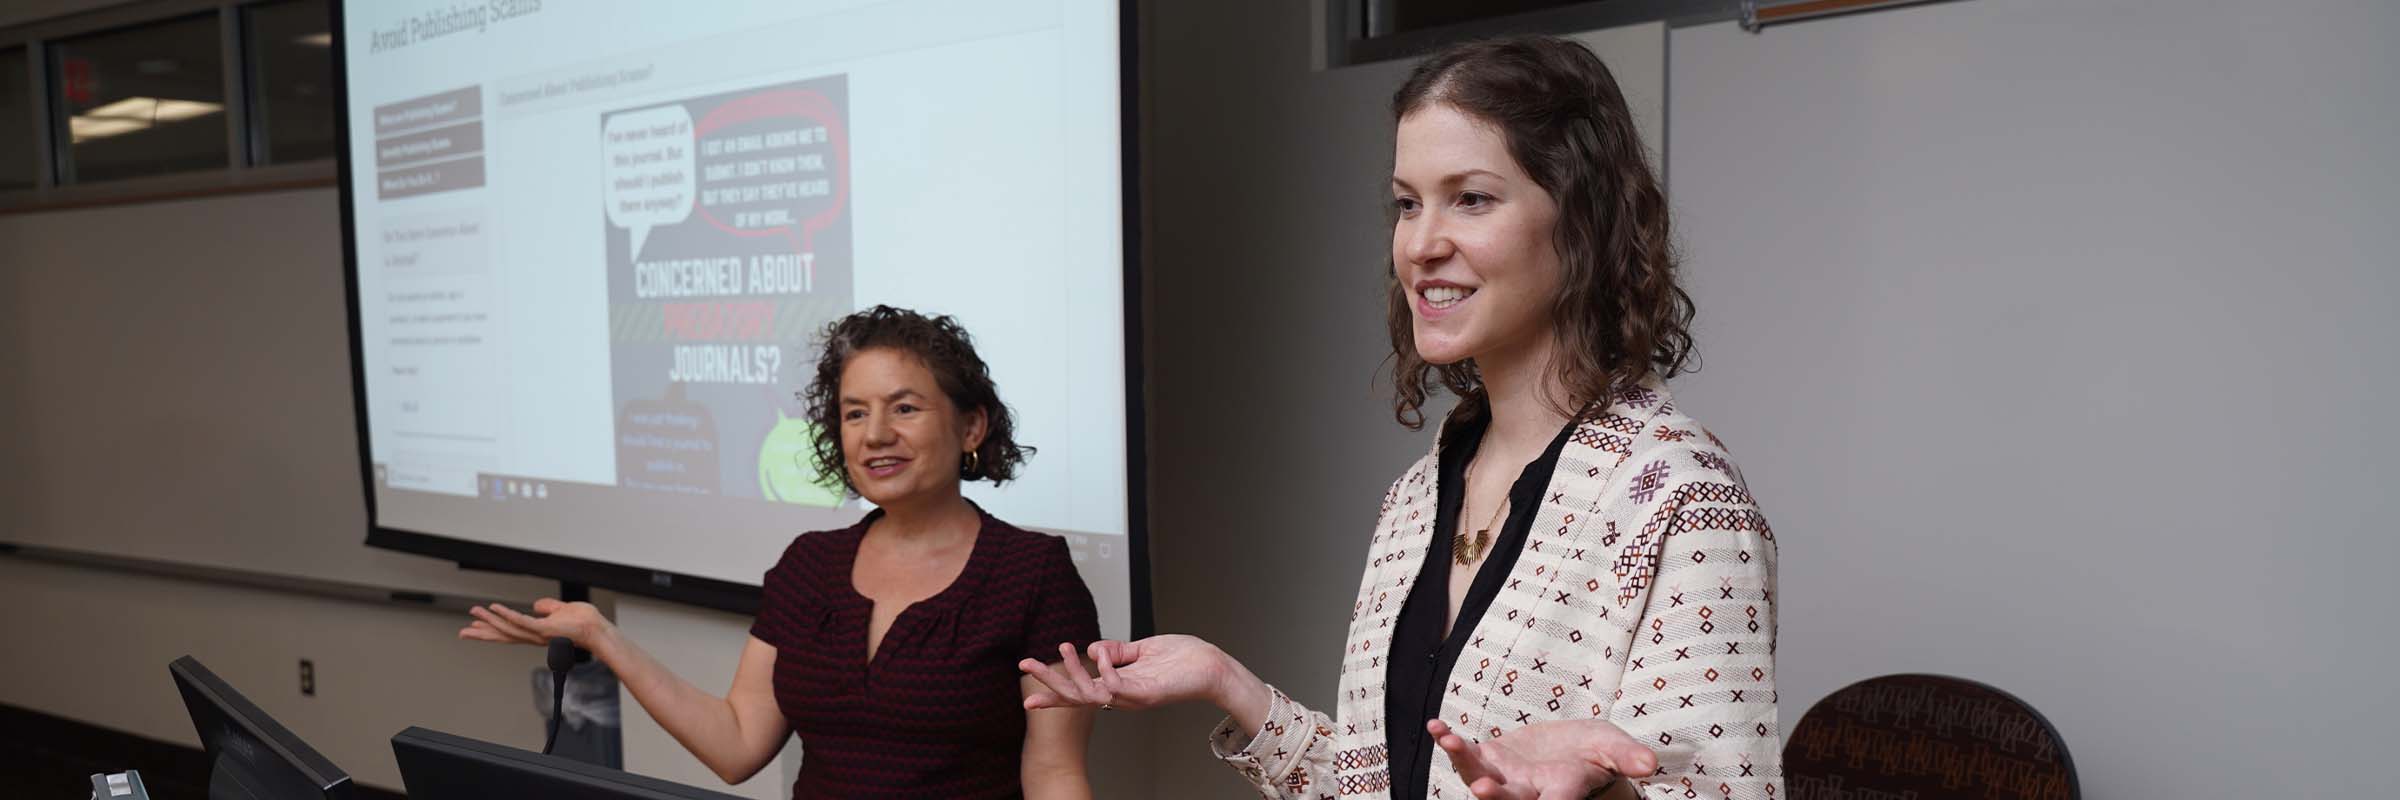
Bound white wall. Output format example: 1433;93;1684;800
1665;1;2399;797
0;555;547;790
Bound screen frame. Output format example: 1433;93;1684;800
333;0;1150;627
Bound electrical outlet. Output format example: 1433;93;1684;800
299;659;315;697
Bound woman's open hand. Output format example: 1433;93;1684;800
460;598;610;650
1428;717;1658;800
1018;634;1240;712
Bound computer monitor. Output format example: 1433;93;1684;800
169;656;356;800
391;727;748;799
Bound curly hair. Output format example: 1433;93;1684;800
799;305;1032;495
1386;35;1696;430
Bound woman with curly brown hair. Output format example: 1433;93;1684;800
1023;35;1779;800
461;305;1102;799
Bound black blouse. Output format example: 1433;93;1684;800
1383;409;1576;799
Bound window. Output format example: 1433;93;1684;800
1331;0;1949;67
1;47;31;190
244;0;332;164
48;14;229;184
1370;0;1596;38
1329;0;1745;67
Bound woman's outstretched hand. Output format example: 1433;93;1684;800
1018;634;1244;713
1428;718;1658;800
460;598;611;650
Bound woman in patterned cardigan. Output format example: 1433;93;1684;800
1023;36;1780;800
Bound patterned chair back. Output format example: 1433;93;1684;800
1784;673;2077;800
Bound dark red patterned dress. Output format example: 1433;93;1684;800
751;507;1101;799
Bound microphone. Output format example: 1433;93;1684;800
542;637;576;755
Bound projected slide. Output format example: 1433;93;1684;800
604;77;853;504
344;0;1130;633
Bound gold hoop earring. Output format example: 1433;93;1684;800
962;449;981;478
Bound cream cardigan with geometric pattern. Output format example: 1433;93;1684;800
1211;379;1782;800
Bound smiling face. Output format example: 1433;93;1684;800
1390;102;1565;368
836;347;986;509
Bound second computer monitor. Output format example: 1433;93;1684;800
170;656;355;800
392;726;749;800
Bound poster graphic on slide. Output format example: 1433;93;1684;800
603;75;852;506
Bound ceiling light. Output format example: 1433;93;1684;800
66;96;224;142
70;116;145;142
82;96;223;122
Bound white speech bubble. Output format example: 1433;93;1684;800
603;105;696;260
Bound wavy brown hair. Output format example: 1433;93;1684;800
1387;35;1695;430
800;305;1031;496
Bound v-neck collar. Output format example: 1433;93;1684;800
838;505;996;674
1425;408;1578;642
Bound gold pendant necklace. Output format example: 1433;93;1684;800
1454;461;1509;565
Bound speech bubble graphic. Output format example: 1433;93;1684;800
603;105;696;260
691;89;849;255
